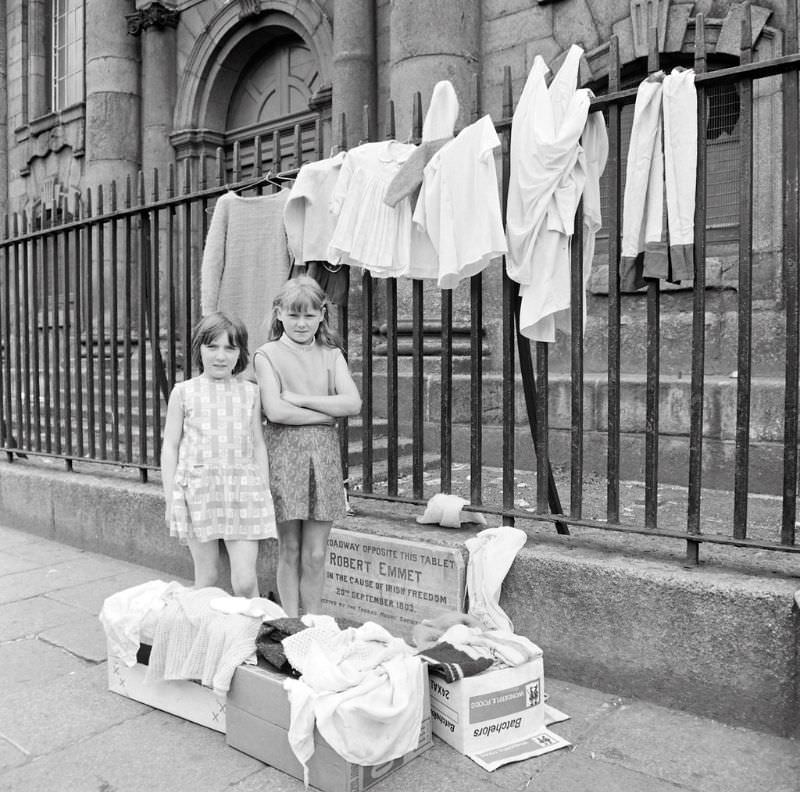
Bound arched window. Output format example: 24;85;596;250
223;32;323;173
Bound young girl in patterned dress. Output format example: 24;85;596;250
161;312;276;598
254;276;361;617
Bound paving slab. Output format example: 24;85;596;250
40;613;109;663
0;637;89;689
0;710;261;792
0;663;148;757
3;539;90;566
580;701;800;792
0;595;90;641
0;551;42;576
0;737;27;773
530;753;695;792
0;555;147;605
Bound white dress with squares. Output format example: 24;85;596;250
169;376;276;543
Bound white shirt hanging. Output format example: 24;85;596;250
412;114;507;288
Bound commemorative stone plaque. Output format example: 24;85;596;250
321;528;466;640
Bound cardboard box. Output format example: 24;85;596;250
226;660;432;792
428;655;546;755
106;645;227;733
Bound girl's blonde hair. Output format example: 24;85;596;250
191;312;249;375
269;275;341;348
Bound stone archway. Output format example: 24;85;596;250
171;0;333;154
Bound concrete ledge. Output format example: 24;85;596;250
0;460;796;738
0;460;277;593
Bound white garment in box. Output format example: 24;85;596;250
226;662;432;792
428;656;546;755
107;651;226;733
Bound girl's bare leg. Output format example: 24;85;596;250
225;539;261;598
276;520;302;616
299;519;333;615
187;537;221;588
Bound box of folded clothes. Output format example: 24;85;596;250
226;659;432;792
107;644;227;733
427;654;546;755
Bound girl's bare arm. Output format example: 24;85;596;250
254;353;334;425
160;387;184;516
281;352;362;417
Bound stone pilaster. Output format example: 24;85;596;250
128;4;178;185
389;0;481;138
85;0;141;191
332;0;377;147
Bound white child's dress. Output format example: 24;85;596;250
169;377;276;543
328;140;416;277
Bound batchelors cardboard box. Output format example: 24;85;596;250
428;654;546;755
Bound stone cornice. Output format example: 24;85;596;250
126;3;180;36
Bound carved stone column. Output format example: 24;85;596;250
332;0;376;147
389;0;480;138
85;0;141;189
127;2;179;184
388;1;484;350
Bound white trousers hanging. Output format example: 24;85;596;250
620;69;697;289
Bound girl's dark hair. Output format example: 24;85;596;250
268;275;341;348
191;312;249;375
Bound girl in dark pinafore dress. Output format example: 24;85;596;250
254;276;361;617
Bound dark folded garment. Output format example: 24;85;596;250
417;641;493;682
255;616;365;673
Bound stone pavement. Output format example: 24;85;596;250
0;524;797;792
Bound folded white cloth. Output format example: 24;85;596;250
466;525;528;631
209;596;287;620
416;493;488;528
99;580;186;666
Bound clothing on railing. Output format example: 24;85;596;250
620;68;697;290
328;140;417;277
506;45;605;342
384;79;459;208
411;114;508;288
284;152;346;266
200;190;291;361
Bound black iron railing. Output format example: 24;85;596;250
0;13;798;562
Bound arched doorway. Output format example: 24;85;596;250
171;3;333;178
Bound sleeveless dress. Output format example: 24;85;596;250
254;341;346;523
169;376;276;543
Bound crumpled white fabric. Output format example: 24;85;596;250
422;80;459;141
506;45;599;342
282;622;424;786
209;596;287;620
466;525;528;632
99;580;186;666
416;493;488;528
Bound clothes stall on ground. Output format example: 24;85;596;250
98;523;572;786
